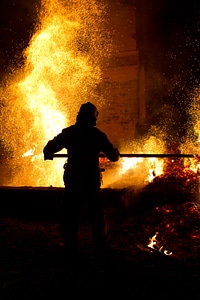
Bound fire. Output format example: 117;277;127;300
0;0;199;188
120;157;143;174
22;148;36;158
119;156;164;183
148;232;173;256
114;136;166;186
148;232;157;249
0;0;112;187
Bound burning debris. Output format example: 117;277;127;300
143;157;200;194
147;232;173;256
134;158;200;262
140;200;200;261
102;158;200;263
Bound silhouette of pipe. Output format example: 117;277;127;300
53;153;196;158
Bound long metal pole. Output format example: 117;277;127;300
53;153;195;158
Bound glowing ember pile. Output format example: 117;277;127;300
142;201;200;262
131;159;200;262
143;157;200;194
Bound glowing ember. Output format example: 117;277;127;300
147;232;173;256
136;198;200;261
148;232;157;249
22;148;36;158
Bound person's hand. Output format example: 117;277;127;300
43;152;54;160
115;148;120;160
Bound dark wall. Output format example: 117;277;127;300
135;0;200;147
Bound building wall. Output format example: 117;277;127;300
97;1;144;152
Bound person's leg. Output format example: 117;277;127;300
88;189;107;249
60;188;79;255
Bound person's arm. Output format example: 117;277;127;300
99;131;120;162
43;131;66;160
105;146;120;162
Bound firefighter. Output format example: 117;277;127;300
43;102;120;257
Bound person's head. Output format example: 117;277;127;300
76;102;99;126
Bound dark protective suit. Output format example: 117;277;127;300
43;103;120;253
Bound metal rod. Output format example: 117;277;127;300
53;153;195;158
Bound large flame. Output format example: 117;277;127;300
0;0;112;187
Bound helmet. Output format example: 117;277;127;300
76;102;98;126
78;102;98;118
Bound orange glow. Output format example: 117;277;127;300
1;0;112;187
148;232;173;256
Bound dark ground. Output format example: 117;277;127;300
0;187;200;299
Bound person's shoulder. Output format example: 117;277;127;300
93;126;102;133
93;127;107;137
62;125;75;132
61;125;75;134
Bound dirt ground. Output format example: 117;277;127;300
0;192;200;300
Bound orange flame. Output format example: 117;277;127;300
1;0;112;187
148;232;173;256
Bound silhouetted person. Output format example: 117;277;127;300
43;102;120;257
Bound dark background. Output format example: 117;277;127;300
136;0;200;146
